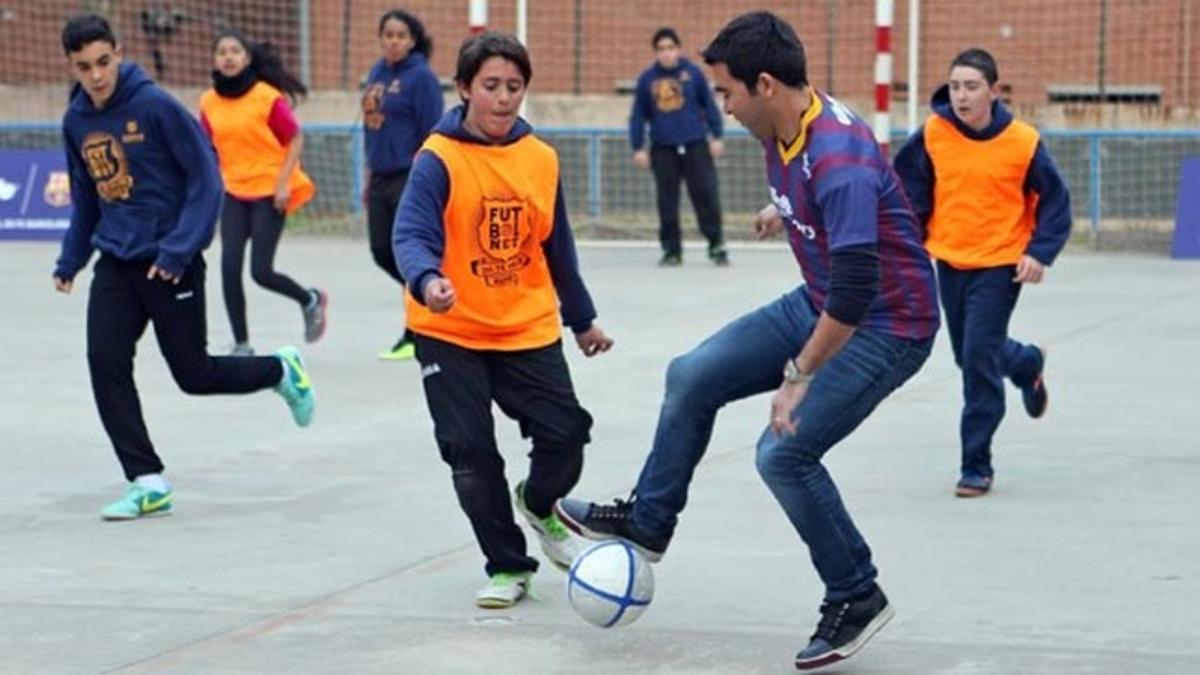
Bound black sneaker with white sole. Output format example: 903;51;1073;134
1021;346;1048;419
794;584;894;671
553;496;668;562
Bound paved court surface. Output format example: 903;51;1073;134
2;239;1198;674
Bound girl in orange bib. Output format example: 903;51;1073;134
200;31;327;355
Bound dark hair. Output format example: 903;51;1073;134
455;32;532;91
214;29;308;104
378;9;433;57
652;27;680;48
61;14;117;54
950;48;999;85
701;11;807;93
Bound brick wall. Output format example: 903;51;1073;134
3;1;1196;108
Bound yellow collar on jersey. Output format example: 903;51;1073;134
777;89;823;165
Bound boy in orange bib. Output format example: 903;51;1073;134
393;33;613;609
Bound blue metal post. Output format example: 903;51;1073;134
1089;136;1101;239
351;125;364;215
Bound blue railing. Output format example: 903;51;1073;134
8;122;1200;233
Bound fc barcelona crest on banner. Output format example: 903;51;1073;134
0;149;72;240
472;197;531;286
43;171;71;208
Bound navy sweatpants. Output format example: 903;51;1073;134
936;262;1043;480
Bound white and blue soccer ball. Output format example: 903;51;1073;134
566;540;654;628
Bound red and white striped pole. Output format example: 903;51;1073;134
469;0;488;34
874;0;894;155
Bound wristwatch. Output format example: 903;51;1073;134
783;358;815;385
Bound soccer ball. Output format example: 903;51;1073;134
566;540;654;627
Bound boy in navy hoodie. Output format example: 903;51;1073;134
52;14;315;521
629;27;727;266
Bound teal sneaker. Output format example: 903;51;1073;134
274;345;314;427
514;480;582;570
475;571;532;609
100;484;173;521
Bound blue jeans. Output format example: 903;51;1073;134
936;262;1043;480
631;287;933;602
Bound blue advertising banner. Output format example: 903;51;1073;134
0;149;71;240
1171;157;1200;259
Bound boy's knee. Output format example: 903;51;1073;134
437;439;502;472
544;407;593;449
171;366;214;394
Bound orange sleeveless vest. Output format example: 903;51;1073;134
199;81;314;214
924;115;1039;269
405;132;563;351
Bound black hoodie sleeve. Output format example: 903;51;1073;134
1022;141;1073;265
892;127;934;236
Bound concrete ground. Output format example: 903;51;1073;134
2;239;1198;675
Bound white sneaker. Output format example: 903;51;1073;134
475;571;532;609
229;342;255;356
514;480;584;570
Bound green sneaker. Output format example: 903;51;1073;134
100;484;173;521
475;571;532;609
274;345;314;427
377;337;416;361
514;480;582;570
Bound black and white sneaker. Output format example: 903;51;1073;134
553;496;668;562
794;584;895;671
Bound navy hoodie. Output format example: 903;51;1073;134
893;84;1072;265
55;62;222;281
392;106;597;334
629;57;723;150
362;53;444;174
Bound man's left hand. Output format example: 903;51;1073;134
769;380;809;436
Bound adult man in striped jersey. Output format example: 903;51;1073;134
557;11;939;671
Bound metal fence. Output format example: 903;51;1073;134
5;123;1196;248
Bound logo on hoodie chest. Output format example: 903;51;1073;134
81;131;134;202
121;119;145;144
652;78;685;113
363;83;386;130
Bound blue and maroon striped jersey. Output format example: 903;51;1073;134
764;90;939;340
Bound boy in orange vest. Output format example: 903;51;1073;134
393;32;613;608
894;49;1071;497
